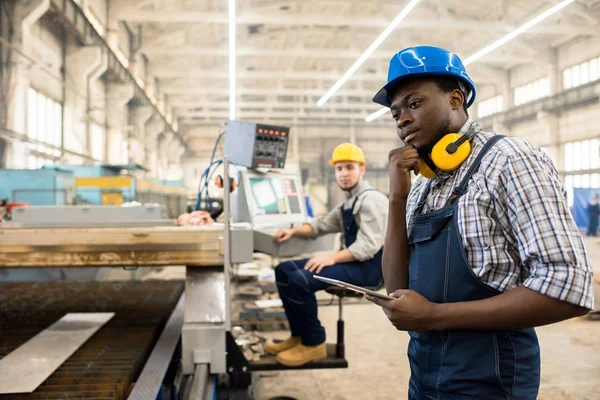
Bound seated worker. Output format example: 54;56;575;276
266;143;389;367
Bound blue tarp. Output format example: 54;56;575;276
572;188;600;229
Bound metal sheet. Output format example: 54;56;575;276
0;312;114;394
11;204;164;223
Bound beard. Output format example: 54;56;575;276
338;181;359;192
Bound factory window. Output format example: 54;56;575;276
514;77;550;106
564;139;600;172
477;95;503;118
563;139;600;206
27;88;61;167
563;56;600;89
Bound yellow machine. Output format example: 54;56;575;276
74;176;189;218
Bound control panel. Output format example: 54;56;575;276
283;177;302;214
224;120;290;169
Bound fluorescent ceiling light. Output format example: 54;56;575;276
317;0;423;107
229;0;236;121
365;0;575;122
365;107;390;122
463;0;575;64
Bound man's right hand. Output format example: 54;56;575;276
273;229;294;244
388;146;420;199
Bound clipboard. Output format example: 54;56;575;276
313;276;395;300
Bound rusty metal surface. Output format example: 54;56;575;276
0;280;184;400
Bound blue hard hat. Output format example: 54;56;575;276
372;46;476;109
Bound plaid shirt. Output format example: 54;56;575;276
406;119;594;309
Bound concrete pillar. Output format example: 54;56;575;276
146;79;157;99
291;121;299;163
17;0;50;57
64;45;105;156
501;70;513;111
145;117;164;144
548;62;560;96
144;116;165;177
157;94;167;114
130;105;153;166
106;83;134;164
88;52;108;161
157;132;175;178
167;144;185;180
167;141;181;162
5;0;50;168
349;125;356;144
132;105;153;139
130;53;146;86
537;111;563;170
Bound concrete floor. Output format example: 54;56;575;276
254;236;600;400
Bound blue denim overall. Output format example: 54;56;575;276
275;189;383;345
407;135;540;399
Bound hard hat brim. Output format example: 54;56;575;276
329;159;367;166
372;72;476;109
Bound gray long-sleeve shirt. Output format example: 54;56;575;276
308;181;389;262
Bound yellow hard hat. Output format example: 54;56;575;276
329;143;367;166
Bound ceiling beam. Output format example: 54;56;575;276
564;2;600;24
183;131;398;141
162;87;378;96
117;11;600;36
142;45;540;65
174;101;372;115
179;110;368;122
154;69;385;81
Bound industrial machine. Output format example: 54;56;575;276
232;168;337;257
0;167;76;206
0;164;188;218
0;119;347;400
223;120;290;170
0;203;253;399
227;120;336;257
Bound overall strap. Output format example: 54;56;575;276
448;135;505;204
413;179;434;216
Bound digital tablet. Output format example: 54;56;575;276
313;276;395;300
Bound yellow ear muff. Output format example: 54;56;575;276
418;158;437;179
431;133;471;172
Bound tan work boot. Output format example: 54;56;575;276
276;343;327;367
265;336;301;355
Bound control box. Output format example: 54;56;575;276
224;120;290;169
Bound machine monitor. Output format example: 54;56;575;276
248;176;287;215
231;168;338;257
232;169;307;227
247;174;303;217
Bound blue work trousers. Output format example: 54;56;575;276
275;258;382;346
